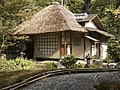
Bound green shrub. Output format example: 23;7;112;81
0;57;35;71
60;55;77;68
41;61;57;70
90;64;100;69
0;59;16;71
102;56;112;63
14;57;35;70
74;64;85;68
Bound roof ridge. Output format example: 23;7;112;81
13;4;87;35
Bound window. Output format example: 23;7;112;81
37;33;58;55
74;36;81;46
62;32;71;44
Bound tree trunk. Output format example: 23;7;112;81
84;0;92;14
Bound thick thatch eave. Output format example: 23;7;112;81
12;3;87;35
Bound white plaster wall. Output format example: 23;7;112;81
85;38;91;57
100;43;108;59
91;44;96;56
85;21;97;29
72;32;84;59
67;45;71;55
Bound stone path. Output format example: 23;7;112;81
19;72;120;90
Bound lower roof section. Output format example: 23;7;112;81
85;35;99;42
85;27;115;38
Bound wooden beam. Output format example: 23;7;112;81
64;32;67;55
84;37;86;58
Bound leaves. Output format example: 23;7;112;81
0;57;35;71
60;55;77;68
0;0;119;60
0;0;37;58
108;39;120;62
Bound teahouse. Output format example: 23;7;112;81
13;2;113;60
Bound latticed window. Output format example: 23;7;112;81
62;32;71;44
37;33;58;55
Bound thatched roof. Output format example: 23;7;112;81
13;2;87;35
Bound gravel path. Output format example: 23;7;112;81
19;72;120;90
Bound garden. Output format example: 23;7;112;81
0;0;120;90
0;55;120;89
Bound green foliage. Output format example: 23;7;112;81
106;14;120;62
92;0;120;36
74;63;85;68
104;12;120;63
90;64;100;69
0;57;35;71
14;57;35;70
92;0;119;18
0;0;37;59
34;0;53;9
4;36;30;59
107;39;120;62
34;0;84;13
65;0;85;13
41;61;57;70
104;12;120;37
60;55;77;68
102;56;112;63
0;26;10;54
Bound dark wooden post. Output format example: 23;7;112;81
84;37;86;59
64;32;67;55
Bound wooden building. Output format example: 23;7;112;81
75;13;114;59
13;2;113;60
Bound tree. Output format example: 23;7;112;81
0;30;8;55
92;0;119;18
108;39;120;63
34;0;85;13
0;0;37;59
65;0;85;13
83;0;92;14
106;12;120;62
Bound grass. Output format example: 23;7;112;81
0;70;49;89
0;60;119;89
0;60;58;89
94;81;120;90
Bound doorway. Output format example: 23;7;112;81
60;32;72;57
